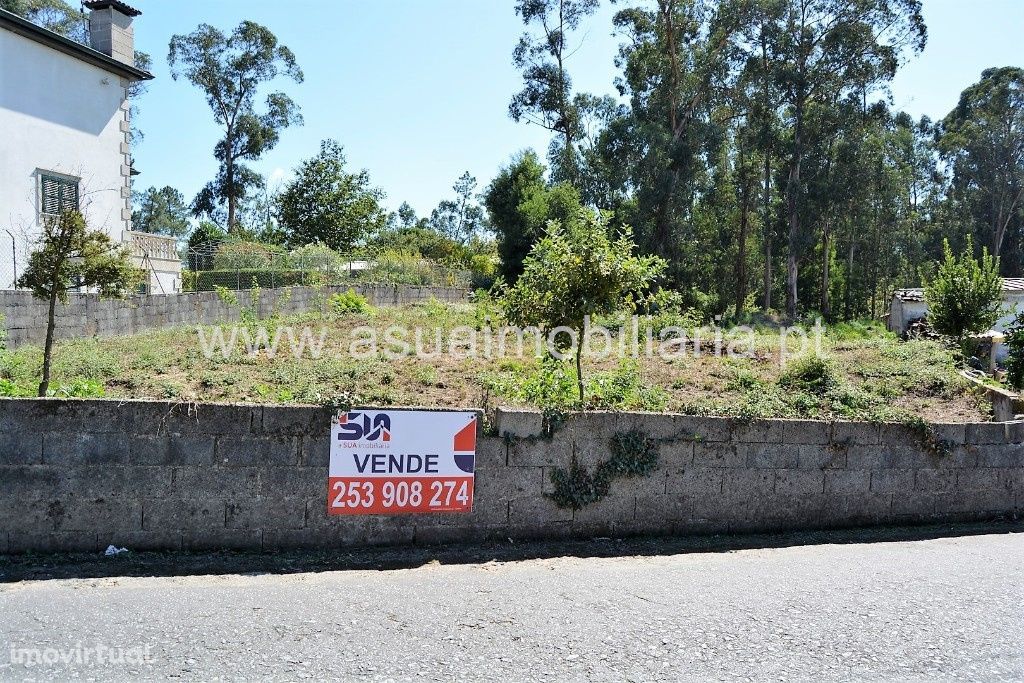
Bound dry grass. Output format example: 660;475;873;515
0;299;990;423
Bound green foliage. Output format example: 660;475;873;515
938;67;1024;267
499;211;666;400
132;186;191;236
484;357;667;412
500;213;665;335
924;238;1003;341
428;172;489;244
49;378;105;398
168;21;303;231
1005;312;1024;390
779;355;841;394
276;139;388;251
365;249;464;287
212;241;285;270
483;150;585;282
2;0;83;39
328;289;372;315
18;211;142;304
548;429;659;510
16;211;141;396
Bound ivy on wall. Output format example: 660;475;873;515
548;429;660;510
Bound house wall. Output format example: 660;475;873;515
0;28;130;288
0;401;1020;554
891;293;1022;336
994;293;1024;331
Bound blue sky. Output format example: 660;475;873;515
130;0;1024;219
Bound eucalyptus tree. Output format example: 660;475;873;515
938;67;1024;271
766;0;926;316
169;21;304;232
509;0;600;185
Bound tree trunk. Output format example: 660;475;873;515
575;342;584;404
38;286;58;397
785;111;803;319
844;240;855;320
762;154;772;311
226;154;236;233
820;223;831;319
735;152;750;318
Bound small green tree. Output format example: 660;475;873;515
1005;312;1024;390
17;212;142;396
499;212;666;402
276;140;388;251
924;238;1003;343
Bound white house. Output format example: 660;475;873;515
0;0;181;293
888;278;1024;335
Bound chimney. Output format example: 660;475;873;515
83;0;141;66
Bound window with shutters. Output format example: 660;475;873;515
39;174;80;217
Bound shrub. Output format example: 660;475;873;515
212;241;287;270
364;249;454;286
290;243;345;274
924;238;1002;342
779;355;840;394
469;254;497;290
1006;312;1024;390
329;289;371;315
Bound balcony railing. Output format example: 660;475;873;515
123;231;179;262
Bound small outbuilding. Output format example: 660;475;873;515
887;278;1024;336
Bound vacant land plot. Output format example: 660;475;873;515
0;299;989;423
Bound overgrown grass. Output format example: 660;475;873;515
0;300;988;421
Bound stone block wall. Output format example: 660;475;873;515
0;399;1021;554
0;284;468;348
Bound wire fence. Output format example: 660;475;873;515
1;230;20;290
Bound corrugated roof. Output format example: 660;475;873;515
894;279;1024;301
894;289;925;302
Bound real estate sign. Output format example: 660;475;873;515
327;409;477;515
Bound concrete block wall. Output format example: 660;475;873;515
0;399;1021;554
0;284;468;348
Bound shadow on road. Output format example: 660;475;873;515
2;520;1022;583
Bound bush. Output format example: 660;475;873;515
364;249;462;286
212;241;287;270
924;238;1002;341
290;243;345;274
469;254;497;290
1006;312;1024;390
779;355;840;394
329;289;371;315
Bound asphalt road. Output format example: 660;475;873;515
1;531;1022;682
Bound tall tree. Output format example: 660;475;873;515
938;67;1024;272
275;140;388;252
766;0;926;316
607;0;740;295
132;186;191;237
510;0;600;185
2;0;85;40
429;172;489;244
484;150;584;282
168;21;303;232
